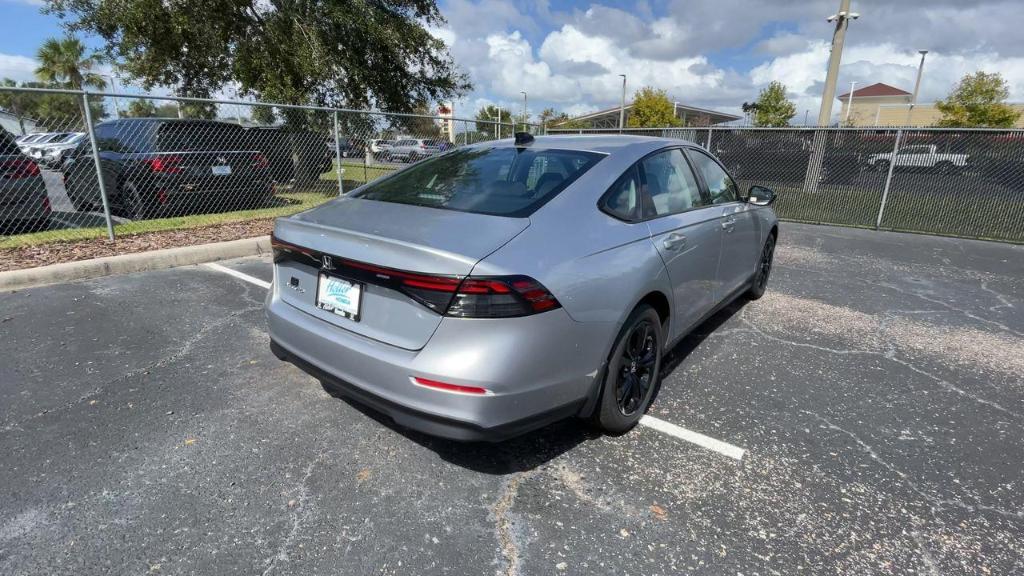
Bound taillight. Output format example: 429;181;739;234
252;153;269;170
144;154;183;173
271;234;316;261
1;158;40;179
395;272;560;318
42;196;51;213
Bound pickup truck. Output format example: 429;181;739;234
865;144;969;173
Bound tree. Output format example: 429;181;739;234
935;71;1021;128
251;105;277;126
123;99;179;118
34;36;106;91
44;0;470;116
626;87;681;128
751;81;795;127
0;78;106;129
474;104;514;136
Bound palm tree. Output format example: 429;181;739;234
34;36;106;91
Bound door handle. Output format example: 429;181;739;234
721;217;736;232
662;233;687;251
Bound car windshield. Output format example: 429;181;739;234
353;146;605;217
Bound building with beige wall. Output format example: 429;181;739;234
838;82;1024;127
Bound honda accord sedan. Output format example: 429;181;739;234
266;134;778;441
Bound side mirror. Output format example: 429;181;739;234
747;185;775;206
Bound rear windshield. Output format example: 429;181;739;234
353;147;605;217
156;122;246;152
0;132;18;154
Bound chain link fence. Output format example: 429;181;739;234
0;87;536;252
2;86;1023;261
550;126;1024;243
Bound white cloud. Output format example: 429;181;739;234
0;52;38;83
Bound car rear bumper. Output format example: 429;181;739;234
265;285;612;441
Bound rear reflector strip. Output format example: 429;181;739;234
411;377;490;396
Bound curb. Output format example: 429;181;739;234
0;236;272;292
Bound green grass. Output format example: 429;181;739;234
319;161;397;186
0;192;332;249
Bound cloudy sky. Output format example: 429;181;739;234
2;0;1022;123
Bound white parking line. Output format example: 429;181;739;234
202;262;271;289
639;415;746;461
200;261;746;459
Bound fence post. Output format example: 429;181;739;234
875;128;903;230
82;93;115;241
705;128;713;150
333;111;344;196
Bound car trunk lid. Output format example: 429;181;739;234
273;197;529;350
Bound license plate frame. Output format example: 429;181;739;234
315;272;362;322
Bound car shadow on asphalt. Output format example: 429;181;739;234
318;299;747;475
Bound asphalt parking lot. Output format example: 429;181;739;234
1;222;1022;575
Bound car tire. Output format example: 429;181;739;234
746;234;776;300
123;181;152;220
592;304;663;434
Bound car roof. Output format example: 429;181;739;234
465;134;697;156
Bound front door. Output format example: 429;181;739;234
639;149;722;340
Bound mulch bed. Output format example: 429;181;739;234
0;219;276;272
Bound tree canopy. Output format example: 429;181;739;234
626;87;681;128
750;81;795;127
34;36;106;91
44;0;470;115
0;78;106;132
935;71;1021;128
474;104;514;135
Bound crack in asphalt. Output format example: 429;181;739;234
261;450;325;576
491;472;537;576
806;411;1024;522
872;280;1023;339
737;312;1024;423
1;304;263;432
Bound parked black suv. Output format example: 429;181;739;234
63;118;272;219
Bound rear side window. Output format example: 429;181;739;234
156;122;246;152
354;147;604;217
601;165;641;221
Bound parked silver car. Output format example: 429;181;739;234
1;130;50;233
266;134;778;440
386;138;446;162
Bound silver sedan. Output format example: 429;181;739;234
266;134;778;441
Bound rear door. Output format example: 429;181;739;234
638;148;722;339
687;148;760;298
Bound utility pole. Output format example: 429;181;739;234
816;0;858;126
844;81;857;124
906;50;928;125
804;0;859;193
618;74;627;132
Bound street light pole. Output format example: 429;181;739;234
520;91;527;132
906;50;929;125
844;81;857;124
618;74;627;132
101;74;122;119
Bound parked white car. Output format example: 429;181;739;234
866;144;969;173
36;132;86;167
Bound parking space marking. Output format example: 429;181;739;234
639;415;746;461
202;262;271;289
199;260;746;457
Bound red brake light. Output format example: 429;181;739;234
144;154;183;174
1;158;40;179
411;377;488;395
252;153;269;169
